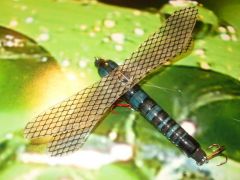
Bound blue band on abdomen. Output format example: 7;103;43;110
129;90;147;109
166;124;179;139
145;105;161;121
158;117;171;130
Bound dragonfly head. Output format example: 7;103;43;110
94;57;106;67
95;57;119;77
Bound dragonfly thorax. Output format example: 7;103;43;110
95;58;118;77
95;58;133;85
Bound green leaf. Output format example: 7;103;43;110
0;132;27;170
199;0;240;30
97;162;148;180
0;26;72;136
160;4;218;27
142;66;240;162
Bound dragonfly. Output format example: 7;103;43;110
24;7;227;166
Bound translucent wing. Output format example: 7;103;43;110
120;7;198;84
24;7;198;156
24;67;133;155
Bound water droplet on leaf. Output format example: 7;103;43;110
111;33;125;44
134;28;144;36
104;19;115;28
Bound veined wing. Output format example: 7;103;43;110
24;7;198;156
24;67;133;155
120;7;198;85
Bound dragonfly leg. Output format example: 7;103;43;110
110;99;132;114
115;103;132;108
207;144;227;166
115;98;132;108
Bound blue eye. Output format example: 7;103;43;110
97;60;119;77
98;67;109;77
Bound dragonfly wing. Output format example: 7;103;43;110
47;128;92;156
24;67;132;155
24;7;198;156
120;7;198;84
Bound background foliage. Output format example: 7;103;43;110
0;0;240;179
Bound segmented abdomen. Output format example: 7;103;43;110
123;85;200;157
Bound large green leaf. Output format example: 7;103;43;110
0;26;72;136
0;0;240;179
142;66;240;162
199;0;240;30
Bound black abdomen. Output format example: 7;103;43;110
123;85;200;157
